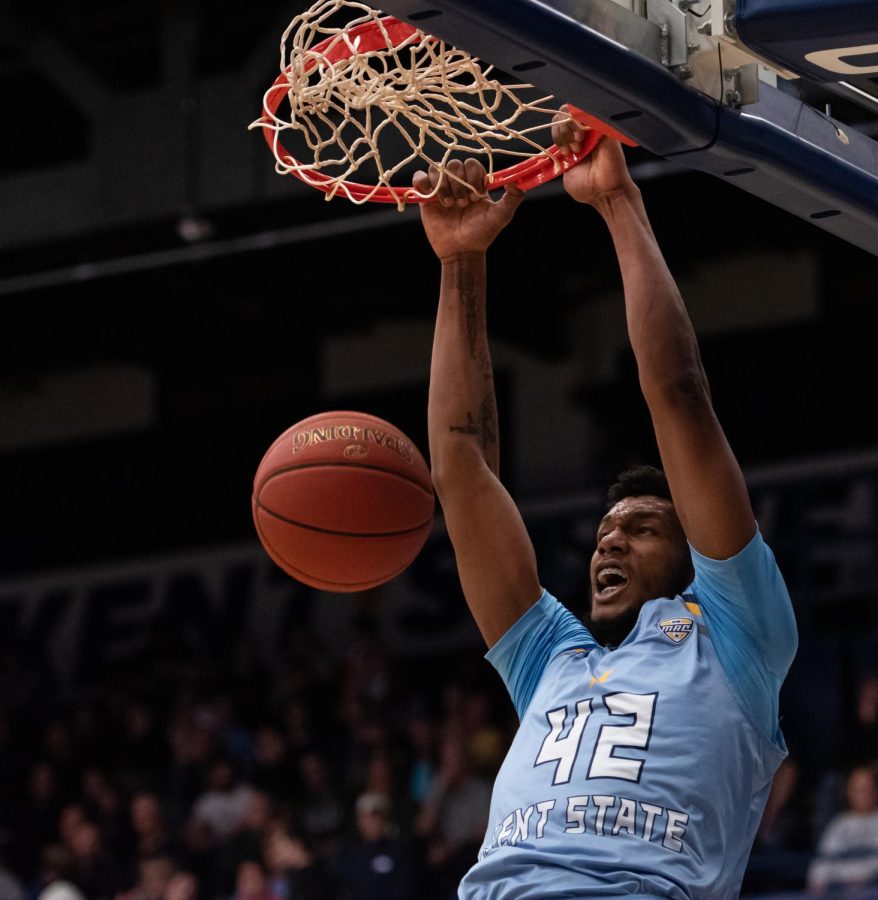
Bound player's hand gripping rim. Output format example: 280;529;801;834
413;159;524;261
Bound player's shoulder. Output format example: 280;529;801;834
690;527;790;602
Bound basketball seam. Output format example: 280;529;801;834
254;513;417;589
254;500;434;538
256;460;434;496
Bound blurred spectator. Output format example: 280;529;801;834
161;871;198;900
41;720;79;804
37;882;86;900
758;759;806;853
345;710;396;800
0;860;23;900
282;699;320;759
213;790;276;896
460;687;507;781
166;709;216;822
116;856;177;900
847;676;878;767
37;880;86;900
120;702;167;779
807;764;878;897
127;792;185;868
14;762;62;879
250;725;297;799
210;695;255;774
81;768;127;858
437;683;466;738
361;749;397;801
29;845;81;900
67;818;124;899
404;713;437;811
744;758;813;895
331;791;417;900
57;805;88;856
414;736;491;899
230;861;281;900
816;673;878;840
340;618;395;713
295;751;345;856
263;828;296;900
262;825;336;900
188;756;256;847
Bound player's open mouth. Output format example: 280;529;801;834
595;566;628;599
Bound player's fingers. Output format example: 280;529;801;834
445;159;470;207
428;164;454;207
496;182;525;221
463;158;488;199
412;169;432;197
551;108;585;155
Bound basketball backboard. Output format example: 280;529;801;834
376;0;878;255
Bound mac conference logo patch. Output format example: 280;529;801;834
659;617;694;644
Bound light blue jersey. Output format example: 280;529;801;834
459;530;798;899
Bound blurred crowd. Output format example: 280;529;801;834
0;610;508;900
0;607;877;900
744;673;878;899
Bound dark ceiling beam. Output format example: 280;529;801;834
21;16;110;117
160;0;197;89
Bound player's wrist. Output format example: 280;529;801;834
439;250;487;265
592;182;642;217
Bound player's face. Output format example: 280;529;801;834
588;496;693;647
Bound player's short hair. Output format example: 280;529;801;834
605;465;672;510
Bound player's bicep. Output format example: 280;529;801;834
437;466;542;648
650;387;756;559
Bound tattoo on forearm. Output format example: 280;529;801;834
456;268;481;361
450;413;479;436
450;391;498;453
478;392;498;449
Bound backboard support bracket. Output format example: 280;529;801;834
377;0;878;255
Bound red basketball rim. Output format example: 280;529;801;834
256;16;636;204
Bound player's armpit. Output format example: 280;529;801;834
434;460;542;648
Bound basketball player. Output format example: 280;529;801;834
413;121;798;898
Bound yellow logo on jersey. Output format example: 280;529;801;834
659;617;694;644
589;669;613;688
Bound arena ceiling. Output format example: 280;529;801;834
2;0;876;284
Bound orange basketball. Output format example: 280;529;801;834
252;411;435;592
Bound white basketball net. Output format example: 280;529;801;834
252;0;571;208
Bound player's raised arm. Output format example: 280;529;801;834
554;118;755;560
415;159;541;647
